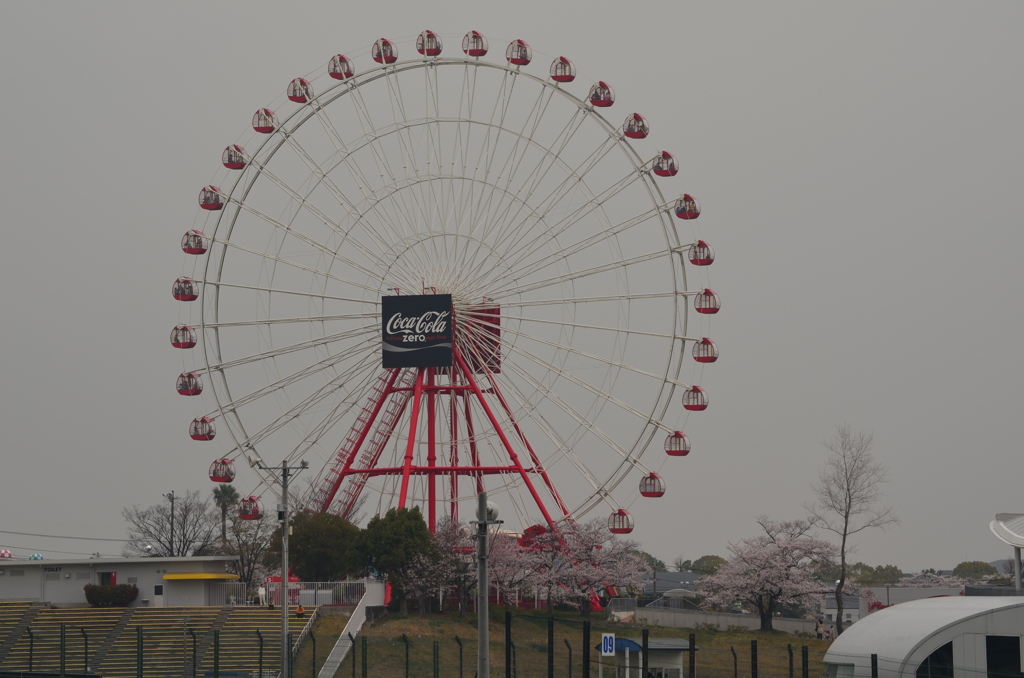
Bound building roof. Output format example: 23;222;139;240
990;513;1024;548
824;597;1024;668
0;556;238;567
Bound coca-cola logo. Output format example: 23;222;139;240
385;310;450;335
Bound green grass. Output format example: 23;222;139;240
295;606;833;678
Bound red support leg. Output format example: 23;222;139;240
449;377;459;524
398;369;426;508
427;368;437;533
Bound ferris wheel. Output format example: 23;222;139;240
172;31;720;535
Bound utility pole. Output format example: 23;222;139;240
164;491;176;556
475;492;502;678
252;458;308;678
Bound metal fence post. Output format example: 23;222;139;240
81;628;88;674
751;639;758;678
801;646;809;678
871;654;878;678
456;634;464;678
27;628;34;672
190;628;197;678
642;629;649;678
433;640;440;678
582;622;590;678
257;630;264;678
730;647;738;678
505;609;512;678
311;630;317;677
547;615;554;678
60;622;66;678
788;644;794;678
349;633;356;678
361;635;367;678
287;632;293;678
401;634;411;678
137;626;143;678
565;638;574;678
214;629;220;678
688;634;696;678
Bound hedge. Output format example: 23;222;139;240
83;584;139;607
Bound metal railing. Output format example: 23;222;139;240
267;581;367;607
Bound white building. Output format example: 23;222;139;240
823;597;1024;678
0;556;239;608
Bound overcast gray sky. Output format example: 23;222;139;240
1;2;1022;572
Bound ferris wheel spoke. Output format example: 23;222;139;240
496;249;671;298
487;340;650;479
214;233;381;295
492;206;665;292
215;344;379;423
202;280;377;305
464;306;684;342
203;312;376;328
204;324;377;371
498;169;647;276
497;291;678;308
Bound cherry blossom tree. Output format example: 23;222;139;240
433;518;477;615
696;517;837;631
896;571;966;588
488;530;541;607
530;518;650;618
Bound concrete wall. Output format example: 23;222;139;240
633;607;817;635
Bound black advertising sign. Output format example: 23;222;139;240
381;294;454;368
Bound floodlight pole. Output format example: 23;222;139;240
252;458;308;678
475;492;502;678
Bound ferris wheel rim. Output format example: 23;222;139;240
181;43;710;526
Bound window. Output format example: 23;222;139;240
917;641;953;678
154;585;163;596
986;636;1020;678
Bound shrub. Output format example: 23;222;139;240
84;584;139;607
694;622;720;632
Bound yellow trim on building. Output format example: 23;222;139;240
161;573;240;580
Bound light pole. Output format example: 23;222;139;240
474;492;502;678
164;491;176;557
251;458;308;678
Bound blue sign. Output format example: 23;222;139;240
601;633;616;657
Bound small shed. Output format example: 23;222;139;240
597;637;694;678
823;597;1024;678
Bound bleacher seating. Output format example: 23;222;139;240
97;607;221;678
3;607;123;673
0;601;33;648
198;606;314;677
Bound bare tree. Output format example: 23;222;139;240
122;490;219;557
806;424;898;635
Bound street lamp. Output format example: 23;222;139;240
164;491;176;557
474;492;502;678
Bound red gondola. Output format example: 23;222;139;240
674;194;700;220
222;145;246;170
170;325;197;349
550;57;576;83
639;473;666;498
416;30;443;56
328;54;355;80
694;289;720;314
181;230;209;255
287;78;313;103
682;385;709;411
252;108;278;134
372;38;398;64
209;457;235;481
652;152;678;177
462;31;488;57
688;240;715;266
238;497;262;520
198;186;224;211
190;417;216;441
173;277;198;301
176;372;203;396
623;113;649;139
608;509;634;534
588;82;615;108
664;431;690;457
692;338;719;364
506;39;532;65
517;524;548;550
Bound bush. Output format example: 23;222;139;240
694;622;720;632
84;584;139;607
